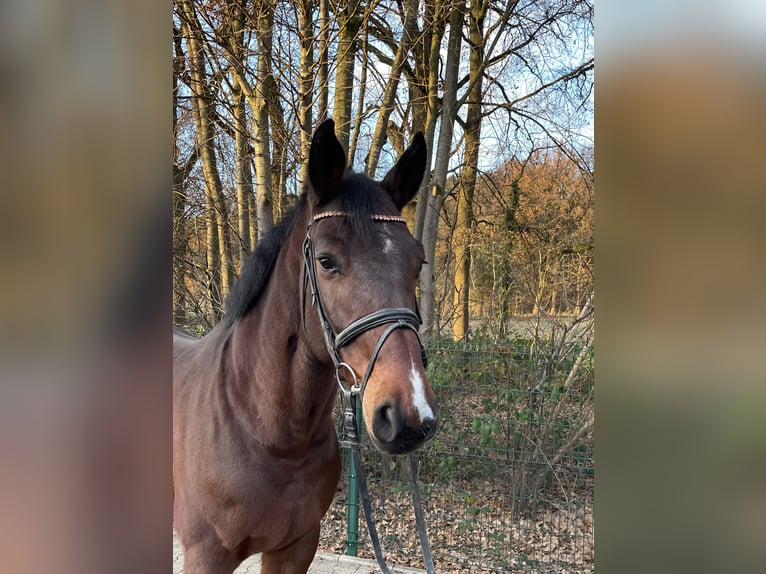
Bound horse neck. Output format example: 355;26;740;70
223;207;337;454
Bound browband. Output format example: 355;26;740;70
309;211;407;226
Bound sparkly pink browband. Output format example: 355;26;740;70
309;211;407;225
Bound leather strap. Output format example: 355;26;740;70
335;308;420;350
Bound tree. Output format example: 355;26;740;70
171;0;594;337
419;2;465;336
467;147;593;328
412;0;447;243
173;23;199;326
223;0;254;263
297;0;316;187
451;0;488;341
177;0;232;323
332;0;363;155
252;0;276;238
364;0;420;177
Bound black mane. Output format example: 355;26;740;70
223;194;306;326
223;172;387;326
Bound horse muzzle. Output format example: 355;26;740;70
371;398;438;454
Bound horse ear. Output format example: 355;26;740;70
308;119;347;203
381;131;427;211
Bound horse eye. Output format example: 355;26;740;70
317;256;338;273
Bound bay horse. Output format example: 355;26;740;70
174;119;438;574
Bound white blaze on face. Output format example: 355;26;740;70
381;228;396;256
409;359;434;422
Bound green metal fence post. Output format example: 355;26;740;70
345;401;361;556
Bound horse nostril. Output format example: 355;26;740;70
372;401;401;444
420;416;437;437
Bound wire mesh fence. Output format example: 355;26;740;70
319;337;594;573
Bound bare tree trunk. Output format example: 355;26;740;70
215;0;252;269
364;0;419;177
298;0;315;187
452;183;473;340
172;193;188;326
173;25;197;326
253;0;275;238
248;190;257;250
233;77;252;268
215;178;233;301
267;77;286;221
452;0;486;341
333;0;362;153
317;0;330;123
413;1;447;243
348;24;369;168
269;123;286;221
420;3;464;336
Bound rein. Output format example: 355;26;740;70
301;211;437;574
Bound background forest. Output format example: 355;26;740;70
172;0;594;341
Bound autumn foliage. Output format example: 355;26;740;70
434;147;593;338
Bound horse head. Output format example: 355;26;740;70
303;119;438;455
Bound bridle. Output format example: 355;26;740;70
301;210;437;574
301;210;428;398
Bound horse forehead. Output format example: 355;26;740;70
313;214;417;255
370;223;417;253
